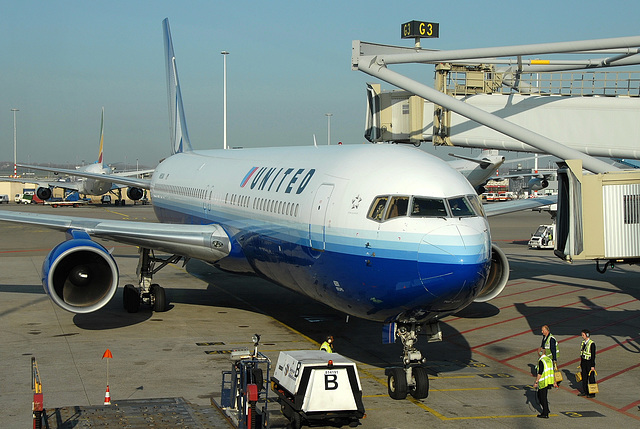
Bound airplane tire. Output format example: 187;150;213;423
151;284;167;312
410;367;429;400
290;411;302;429
388;368;407;400
123;284;140;313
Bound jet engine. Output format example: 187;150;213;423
36;187;52;200
474;244;509;302
42;237;119;313
126;187;144;201
528;177;549;191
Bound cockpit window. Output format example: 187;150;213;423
368;196;388;221
387;196;409;219
368;194;483;222
411;197;447;217
447;196;475;217
467;194;486;217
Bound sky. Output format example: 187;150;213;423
2;0;640;169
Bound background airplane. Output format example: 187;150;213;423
7;108;151;205
447;150;505;193
0;19;556;401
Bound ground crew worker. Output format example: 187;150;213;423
535;351;558;418
320;335;334;353
578;329;596;398
539;325;559;369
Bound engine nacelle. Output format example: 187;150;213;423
127;187;144;201
36;187;52;200
42;237;119;313
528;177;549;191
474;244;509;303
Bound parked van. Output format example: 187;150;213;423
0;194;9;204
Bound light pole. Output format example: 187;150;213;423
11;108;19;177
221;51;229;150
325;113;333;145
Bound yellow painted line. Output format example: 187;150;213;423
531;59;551;65
104;209;129;217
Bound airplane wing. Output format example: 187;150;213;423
17;164;151;189
0;210;230;262
483;195;557;217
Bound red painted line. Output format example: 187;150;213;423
619;399;640;413
598;361;640;384
446;283;561;323
0;248;52;254
454;290;612;339
560;325;640;367
495;282;559;299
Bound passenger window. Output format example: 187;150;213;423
368;197;388;221
447;196;475;217
386;196;409;219
411;197;447;217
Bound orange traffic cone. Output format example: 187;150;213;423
104;385;111;405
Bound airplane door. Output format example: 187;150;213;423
309;184;334;250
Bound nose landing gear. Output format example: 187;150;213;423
386;321;441;400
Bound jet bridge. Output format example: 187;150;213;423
555;159;640;268
354;33;640;169
353;27;640;268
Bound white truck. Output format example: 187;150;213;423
271;350;365;429
528;224;556;249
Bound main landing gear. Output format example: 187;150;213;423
386;322;440;400
123;248;184;313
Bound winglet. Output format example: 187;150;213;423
163;18;192;155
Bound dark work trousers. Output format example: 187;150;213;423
537;385;551;416
581;362;596;395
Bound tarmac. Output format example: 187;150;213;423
0;202;639;428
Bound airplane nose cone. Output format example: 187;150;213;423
417;223;490;310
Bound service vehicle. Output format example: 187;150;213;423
529;224;556;249
0;194;9;204
45;198;88;208
271;350;365;429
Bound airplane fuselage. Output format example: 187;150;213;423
149;144;492;324
79;163;113;195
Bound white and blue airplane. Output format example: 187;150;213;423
9;107;150;204
0;19;555;400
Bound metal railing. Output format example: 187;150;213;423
446;71;640;97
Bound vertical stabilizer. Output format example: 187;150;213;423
97;107;104;164
163;18;192;155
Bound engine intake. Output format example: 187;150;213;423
474;244;509;302
36;187;52;200
127;187;144;201
42;238;119;313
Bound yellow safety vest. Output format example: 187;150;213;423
581;339;594;360
320;341;333;353
543;334;559;359
538;355;554;389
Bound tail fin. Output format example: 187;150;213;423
96;107;104;164
163;18;192;155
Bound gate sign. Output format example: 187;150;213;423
401;21;439;39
